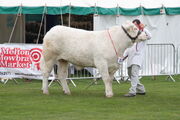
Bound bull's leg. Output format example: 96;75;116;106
57;60;71;95
41;55;56;95
109;72;115;82
95;60;113;97
42;72;50;95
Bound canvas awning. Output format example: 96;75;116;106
0;0;180;15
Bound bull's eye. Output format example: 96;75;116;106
134;27;138;31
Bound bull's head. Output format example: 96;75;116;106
122;21;148;43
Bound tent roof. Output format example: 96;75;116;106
0;0;180;15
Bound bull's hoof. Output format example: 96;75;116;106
106;94;113;98
105;92;113;98
43;90;49;95
63;91;71;95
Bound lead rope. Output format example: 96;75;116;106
107;29;119;58
107;29;124;83
136;42;138;52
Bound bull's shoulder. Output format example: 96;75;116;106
109;25;121;31
49;25;67;31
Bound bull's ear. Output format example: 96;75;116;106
133;27;138;31
125;21;134;31
125;20;131;24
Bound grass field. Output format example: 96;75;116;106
0;75;180;120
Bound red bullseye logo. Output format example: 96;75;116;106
30;48;42;70
30;48;42;63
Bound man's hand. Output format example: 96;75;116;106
118;57;124;64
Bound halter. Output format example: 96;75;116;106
121;26;141;43
107;26;142;58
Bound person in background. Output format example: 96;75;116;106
122;19;152;97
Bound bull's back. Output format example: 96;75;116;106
42;26;101;66
44;26;88;48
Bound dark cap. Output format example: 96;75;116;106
132;19;141;25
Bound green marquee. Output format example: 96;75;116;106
0;6;180;15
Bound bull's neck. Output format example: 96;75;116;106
108;26;131;57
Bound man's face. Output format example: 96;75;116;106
133;22;144;31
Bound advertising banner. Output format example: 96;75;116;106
0;43;53;80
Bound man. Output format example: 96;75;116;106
123;19;152;97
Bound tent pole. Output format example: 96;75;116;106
94;3;98;16
140;4;144;15
44;14;46;36
22;15;25;43
8;5;22;43
68;2;71;27
60;0;63;25
160;4;166;14
20;14;25;43
36;4;47;44
117;4;120;17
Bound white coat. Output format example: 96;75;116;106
123;28;152;68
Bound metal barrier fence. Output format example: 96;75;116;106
49;65;101;87
115;43;176;81
143;43;175;76
62;43;176;85
1;43;177;85
67;65;99;79
176;44;180;74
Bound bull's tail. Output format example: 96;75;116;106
40;55;45;73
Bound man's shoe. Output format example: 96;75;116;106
136;92;146;95
124;93;136;97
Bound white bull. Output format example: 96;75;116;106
40;21;148;97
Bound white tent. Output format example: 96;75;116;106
0;0;180;44
0;0;180;15
0;0;180;79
